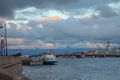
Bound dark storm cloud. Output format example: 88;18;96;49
96;5;118;17
23;17;120;43
7;23;24;38
0;0;120;18
27;20;39;27
1;0;120;48
7;23;34;39
0;0;15;18
6;16;120;48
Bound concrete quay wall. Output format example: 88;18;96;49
0;56;30;80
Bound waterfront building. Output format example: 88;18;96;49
86;41;120;55
100;41;120;55
106;41;112;51
106;41;112;54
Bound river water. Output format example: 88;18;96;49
23;58;120;80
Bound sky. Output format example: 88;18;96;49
0;0;120;49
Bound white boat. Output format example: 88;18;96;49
41;52;57;64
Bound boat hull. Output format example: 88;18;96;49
43;60;57;65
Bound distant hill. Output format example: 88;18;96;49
7;48;104;56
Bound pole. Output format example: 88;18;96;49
4;24;8;56
117;48;118;55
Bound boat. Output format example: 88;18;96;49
22;51;57;65
41;52;57;64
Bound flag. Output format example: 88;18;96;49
1;35;4;49
1;39;4;49
0;24;3;28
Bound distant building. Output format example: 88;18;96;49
106;41;112;53
86;50;99;54
101;41;120;55
86;41;120;55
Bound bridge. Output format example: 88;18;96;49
56;53;120;58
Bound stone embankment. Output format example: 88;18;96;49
0;56;30;80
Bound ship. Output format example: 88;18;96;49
41;52;57;65
24;51;57;65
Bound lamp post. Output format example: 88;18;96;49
0;23;8;56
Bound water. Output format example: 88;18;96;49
23;58;120;80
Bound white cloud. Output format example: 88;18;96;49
14;7;69;20
108;2;120;13
7;38;54;49
73;8;100;19
86;42;105;48
37;24;44;29
8;38;25;45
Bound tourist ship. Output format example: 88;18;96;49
41;52;57;64
23;51;57;65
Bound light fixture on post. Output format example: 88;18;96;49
0;23;8;56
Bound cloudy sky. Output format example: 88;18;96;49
0;0;120;49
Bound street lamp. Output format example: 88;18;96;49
0;22;8;56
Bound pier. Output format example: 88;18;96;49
0;56;30;80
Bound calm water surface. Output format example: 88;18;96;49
23;58;120;80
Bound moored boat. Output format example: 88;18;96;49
41;52;57;65
22;51;57;65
